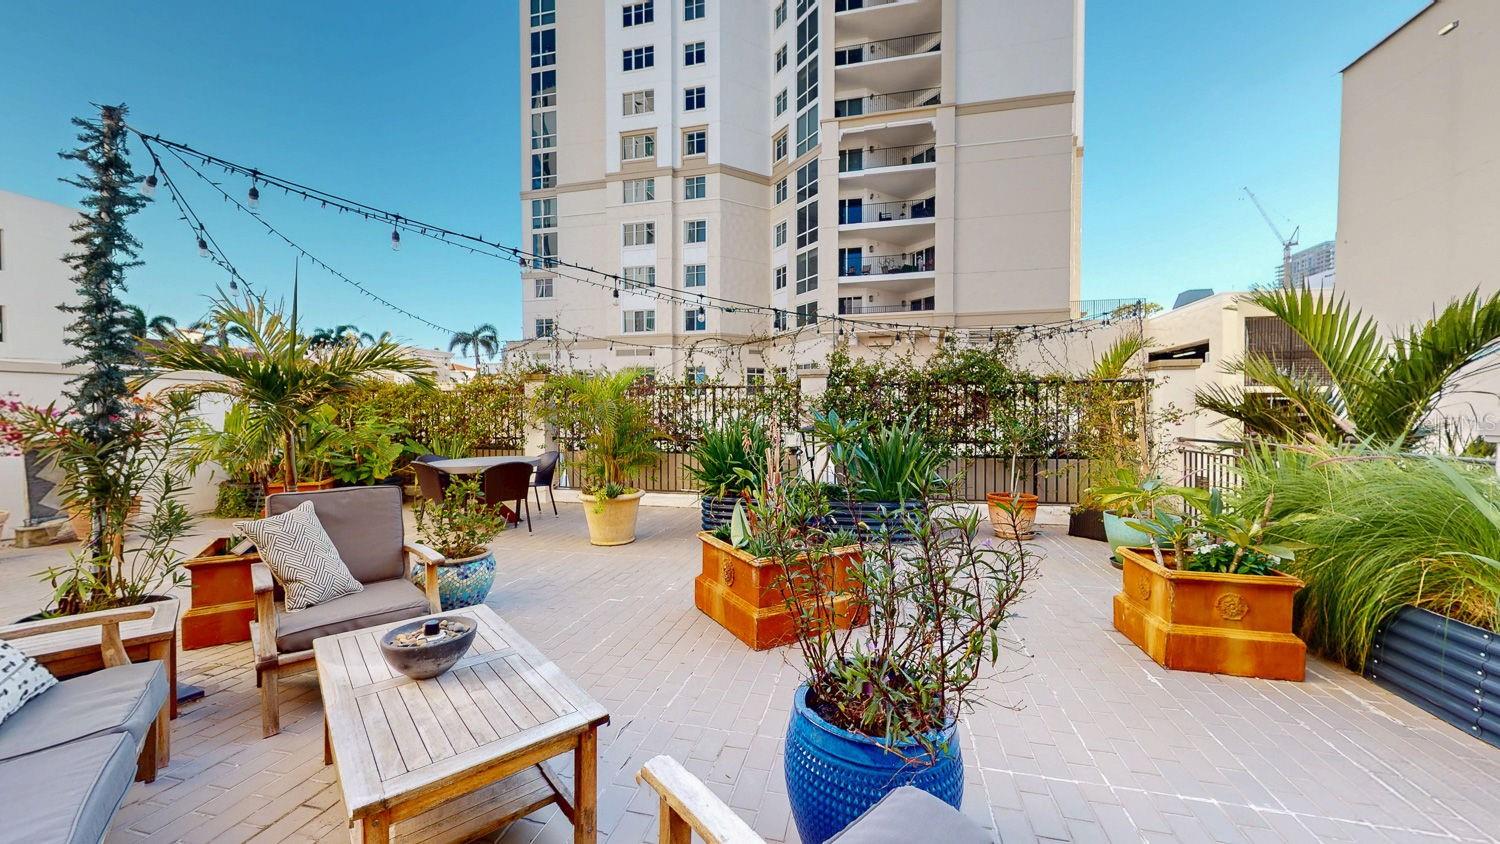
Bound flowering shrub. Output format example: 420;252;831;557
0;393;37;457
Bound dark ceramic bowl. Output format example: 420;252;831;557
378;616;477;680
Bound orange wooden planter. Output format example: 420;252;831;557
694;531;868;650
264;477;336;496
182;537;260;650
1112;547;1307;681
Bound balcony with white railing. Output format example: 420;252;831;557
838;193;936;247
834;31;940;96
834;0;941;43
834;86;941;119
838;141;936;197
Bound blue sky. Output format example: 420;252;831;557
1;0;1427;349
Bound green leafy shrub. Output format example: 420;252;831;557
413;477;508;559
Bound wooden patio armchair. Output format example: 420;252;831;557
249;486;443;737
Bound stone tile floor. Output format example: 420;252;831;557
2;504;1497;843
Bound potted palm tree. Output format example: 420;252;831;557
142;292;432;494
537;369;660;546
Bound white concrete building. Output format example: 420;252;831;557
512;0;1084;378
1337;0;1500;439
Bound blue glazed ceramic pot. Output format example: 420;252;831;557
410;551;496;610
784;684;962;844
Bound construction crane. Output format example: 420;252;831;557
1242;187;1300;290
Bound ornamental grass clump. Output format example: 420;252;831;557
1237;443;1500;667
752;428;1036;760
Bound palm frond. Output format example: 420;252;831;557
1088;334;1151;380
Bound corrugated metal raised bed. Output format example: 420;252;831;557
1365;606;1499;748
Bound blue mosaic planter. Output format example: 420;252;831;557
410;550;496;610
784;684;962;844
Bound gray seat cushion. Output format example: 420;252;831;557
829;786;993;843
0;661;166;762
266;486;407;583
275;577;431;653
0;732;139;844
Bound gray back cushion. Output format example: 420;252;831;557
266;485;406;583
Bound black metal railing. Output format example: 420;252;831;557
834;87;941;117
838;249;935;276
839;197;935;224
838;144;937;172
833;32;941;66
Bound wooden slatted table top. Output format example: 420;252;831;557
314;605;608;823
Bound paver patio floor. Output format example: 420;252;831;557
2;504;1497;843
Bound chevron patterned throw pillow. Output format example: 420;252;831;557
0;638;57;727
236;501;364;612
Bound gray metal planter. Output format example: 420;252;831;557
1365;606;1499;748
700;495;742;531
828;500;927;541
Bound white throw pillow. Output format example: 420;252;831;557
0;638;57;727
236;500;364;612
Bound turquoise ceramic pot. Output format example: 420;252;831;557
410;550;496;610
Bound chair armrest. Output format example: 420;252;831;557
250;562;280;663
0;605;154;669
251;561;276;595
636;755;763;844
405;543;444;613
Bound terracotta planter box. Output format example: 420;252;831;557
1112;547;1307;681
694;531;867;650
264;477;336;496
182;537;259;650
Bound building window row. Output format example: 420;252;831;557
622;132;655;160
623;45;655;71
685;220;707;244
530;0;556;28
623;221;656;246
684;86;706;111
623;265;656;289
685;264;706;288
774;89;787;116
796;247;818;294
535;317;556;338
623;89;654;115
795;301;818;326
530;69;556;108
529;28;555;67
530;111;556;150
684;175;706;200
531;151;556;189
774;265;787;290
684;41;705;66
684;307;706;332
685;129;707;156
623;309;656;333
684;0;706;21
534;277;554;299
623;0;653;27
623;177;655;203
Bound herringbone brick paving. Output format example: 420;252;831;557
2;504;1497;843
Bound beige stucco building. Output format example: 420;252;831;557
511;0;1084;379
1337;0;1500;437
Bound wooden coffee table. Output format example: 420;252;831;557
314;605;608;843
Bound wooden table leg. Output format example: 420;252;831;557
324;717;334;766
146;639;172;766
660;796;690;844
358;810;392;844
574;727;598;843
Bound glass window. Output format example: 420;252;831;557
622;309;656;333
535;318;555;338
774;89;788;116
772;132;787;162
774;265;787;289
623;89;655;114
796;12;818;64
774;177;787;204
746;366;766;385
623;46;655;71
622;133;656;160
773;221;787;247
796;200;818;247
531;197;557;229
795;301;818;326
796;56;818;109
684;175;706;200
531;0;556;27
530;70;557;108
684;41;706;66
685;129;707;156
773;309;788;330
623;265;656;289
684;0;705;21
795;105;819;156
684;86;706;111
622;222;655;246
774;1;787;27
531;152;556;189
530;111;556;150
774;45;788;72
796;247;818;293
532;231;557;266
685;264;706;287
530;29;556;67
623;178;655;203
684;307;706;332
689;365;707;383
622;1;653;26
795;160;818;202
534;277;554;298
684;220;707;244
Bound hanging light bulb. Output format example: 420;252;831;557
142;172;158;197
197;236;209;258
390;227;401;251
229;278;239;292
247;172;261;209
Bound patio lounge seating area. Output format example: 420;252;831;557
1;503;1495;843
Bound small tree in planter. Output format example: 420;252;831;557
985;408;1052;540
412;477;509;610
754;450;1037;842
536;369;660;545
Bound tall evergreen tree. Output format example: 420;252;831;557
57;104;150;554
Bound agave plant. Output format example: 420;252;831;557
140;292;432;488
1195;287;1500;447
846;417;945;502
686;417;770;498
